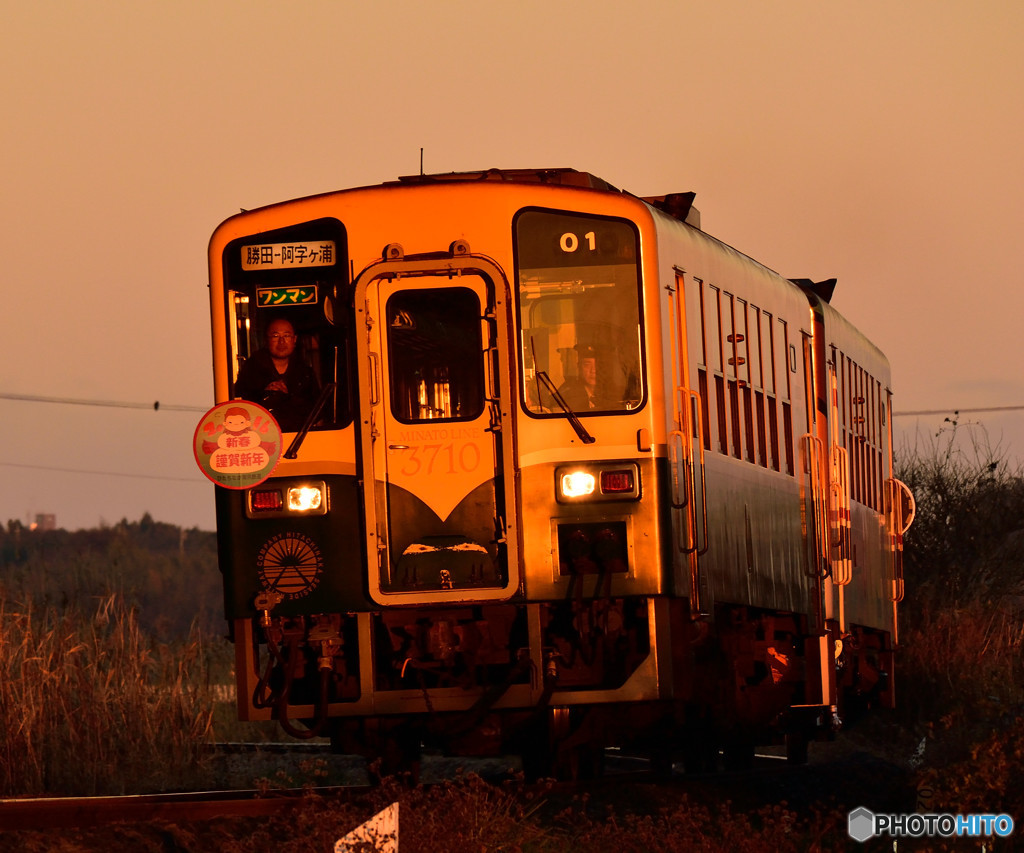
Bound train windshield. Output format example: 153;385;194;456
222;218;352;432
515;209;643;416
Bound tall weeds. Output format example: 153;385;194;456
0;594;214;796
899;599;1024;728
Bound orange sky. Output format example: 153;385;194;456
2;0;1022;530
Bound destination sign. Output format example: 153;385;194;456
256;286;318;307
242;240;336;270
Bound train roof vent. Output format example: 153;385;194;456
790;278;838;303
643;192;701;229
393;168;621;192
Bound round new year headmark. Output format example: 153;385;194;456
193;401;282;489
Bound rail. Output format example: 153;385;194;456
0;787;366;832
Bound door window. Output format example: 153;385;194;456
386;288;485;423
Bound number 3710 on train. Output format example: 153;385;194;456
206;168;914;774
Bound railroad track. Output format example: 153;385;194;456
0;785;369;832
0;745;912;833
0;751;692;833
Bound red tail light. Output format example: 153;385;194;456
250;489;283;511
601;470;634;494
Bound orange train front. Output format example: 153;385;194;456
207;169;913;773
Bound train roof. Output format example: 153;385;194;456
391;167;620;191
393;170;850;304
391;167;704;231
234;167;847;306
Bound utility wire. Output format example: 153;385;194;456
893;405;1024;417
0;460;205;484
4;387;1022;419
0;392;210;484
0;392;207;412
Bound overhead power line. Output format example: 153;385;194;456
0;460;206;483
0;392;207;413
3;389;1021;420
893;405;1024;417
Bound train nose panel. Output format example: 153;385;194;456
354;250;520;605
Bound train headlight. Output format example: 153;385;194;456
555;463;640;502
287;485;323;512
247;481;328;517
560;471;596;499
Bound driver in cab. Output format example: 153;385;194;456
234;317;319;431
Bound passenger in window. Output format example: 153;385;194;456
234;317;319;431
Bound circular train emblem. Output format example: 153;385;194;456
256;533;323;599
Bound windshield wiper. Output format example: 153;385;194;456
284;382;336;459
535;371;595;444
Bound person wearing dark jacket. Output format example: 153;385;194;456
234;317;319;431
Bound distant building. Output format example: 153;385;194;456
31;514;56;531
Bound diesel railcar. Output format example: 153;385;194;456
206;168;913;773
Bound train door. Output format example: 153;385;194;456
799;318;838;711
354;249;520;606
670;270;708;618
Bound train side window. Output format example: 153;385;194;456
839;351;848;454
801;334;815;435
736;299;755;464
698;369;711;451
844;360;887;511
693;276;708;368
755;389;767;467
864;371;873;506
877;381;886;509
749;304;764;390
866;382;873;507
778;318;792;401
748;305;766;468
779;319;794;475
730;381;742;459
783;402;794;475
708;285;728;454
768;396;780;472
728;297;749;386
693;277;712;451
850;363;860;503
762;311;776;396
857;365;866;504
762;310;779;471
743;384;755;463
722;292;742;459
715;375;728;454
708;285;724;374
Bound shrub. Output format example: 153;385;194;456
897;421;1024;613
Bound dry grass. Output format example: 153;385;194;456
0;594;214;796
898;599;1024;733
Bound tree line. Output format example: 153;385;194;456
0;513;223;641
